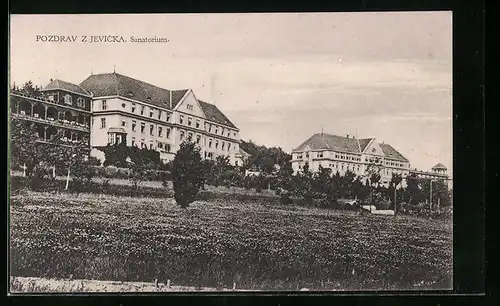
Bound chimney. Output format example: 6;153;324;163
346;134;349;138
169;91;172;109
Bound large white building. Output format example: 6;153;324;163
75;72;241;165
291;133;411;185
291;133;451;187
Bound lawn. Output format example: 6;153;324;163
9;191;453;291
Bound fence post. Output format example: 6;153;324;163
233;282;236;290
166;279;170;288
154;279;158;288
65;168;71;190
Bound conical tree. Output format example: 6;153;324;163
171;140;204;208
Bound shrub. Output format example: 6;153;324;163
171;141;205;208
104;165;118;178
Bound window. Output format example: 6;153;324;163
101;100;107;110
132;120;136;132
158;126;163;137
166;113;171;122
131;137;136;146
158;111;162;120
209;139;212;148
132;104;136;113
227;130;230;137
121;120;126;127
64;94;72;105
222;142;225;150
141;139;145;148
215;141;219;149
196;120;200;128
318;152;323;158
140;106;145;115
166;128;171;138
187;104;193;111
188;132;193;140
215;127;219;135
108;133;115;145
188;117;192;126
165;144;171;152
150;124;154;136
209;125;212;133
180;131;185;140
150;109;154;118
158;142;163;149
141;122;145;134
196;135;201;144
121;103;126;109
100;118;106;129
228;143;231;151
149;141;154;150
179;115;184;124
77;98;85;108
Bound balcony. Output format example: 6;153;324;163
12;112;90;133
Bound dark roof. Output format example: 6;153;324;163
198;100;237;129
238;148;251;157
79;72;188;110
293;133;409;162
358;138;373;152
432;163;447;170
293;133;361;153
379;143;409;162
41;79;91;96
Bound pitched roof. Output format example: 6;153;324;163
238;148;251;157
358;138;373;152
79;72;188;110
198;100;237;129
41;79;91;96
293;133;361;153
379;143;409;162
293;133;409;162
432;163;447;170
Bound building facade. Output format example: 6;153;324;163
75;72;240;165
291;133;411;186
10;79;92;149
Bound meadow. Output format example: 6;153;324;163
9;191;453;291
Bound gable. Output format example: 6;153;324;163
174;90;205;118
363;140;385;157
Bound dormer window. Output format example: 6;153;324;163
187;104;193;111
64;94;72;105
147;97;152;101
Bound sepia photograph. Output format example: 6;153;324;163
8;12;453;292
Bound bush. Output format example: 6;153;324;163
171;141;205;208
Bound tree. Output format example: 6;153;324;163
20;81;41;97
404;173;422;205
10;120;42;176
171;140;205;208
294;162;315;205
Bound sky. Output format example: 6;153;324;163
9;12;452;173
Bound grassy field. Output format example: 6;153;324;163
9;191;452;291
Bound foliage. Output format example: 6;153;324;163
100;144;162;169
10;191;453;290
240;139;291;174
171;141;205;208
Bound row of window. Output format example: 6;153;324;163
179;114;201;129
47;92;87;108
100;100;173;122
385;160;405;168
205;122;236;138
295;151;362;162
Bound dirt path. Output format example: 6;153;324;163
10;276;254;293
